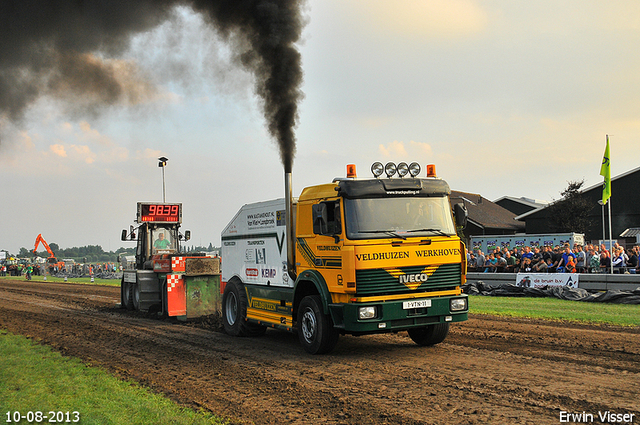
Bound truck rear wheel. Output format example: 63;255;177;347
407;323;450;346
297;295;339;354
222;279;266;337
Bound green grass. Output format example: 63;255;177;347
469;295;640;326
0;275;120;286
0;330;227;425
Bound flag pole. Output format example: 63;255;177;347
600;134;613;274
608;199;613;274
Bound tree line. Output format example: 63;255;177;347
9;243;220;263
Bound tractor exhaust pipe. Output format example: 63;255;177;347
285;172;297;281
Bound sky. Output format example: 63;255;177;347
1;0;639;255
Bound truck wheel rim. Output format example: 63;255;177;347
301;309;317;342
226;292;238;326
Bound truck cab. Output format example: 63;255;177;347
295;166;468;346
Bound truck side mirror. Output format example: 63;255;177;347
121;229;127;241
454;203;468;229
312;203;328;235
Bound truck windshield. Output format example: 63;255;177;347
344;197;456;240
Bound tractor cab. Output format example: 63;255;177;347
135;223;181;269
121;203;190;270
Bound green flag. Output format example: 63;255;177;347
600;135;611;204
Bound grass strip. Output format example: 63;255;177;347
0;275;119;286
0;330;227;425
469;295;640;326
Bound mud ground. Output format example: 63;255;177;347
0;278;638;424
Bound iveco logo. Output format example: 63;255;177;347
386;265;438;291
399;273;429;284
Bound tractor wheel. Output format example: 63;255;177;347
121;279;134;310
161;280;169;317
297;295;339;354
407;323;450;346
132;283;141;311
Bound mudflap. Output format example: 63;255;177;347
167;273;222;320
184;274;221;319
167;274;187;317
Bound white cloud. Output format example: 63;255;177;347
379;140;433;159
379;141;407;158
69;145;97;164
136;148;165;160
344;0;488;40
50;144;67;157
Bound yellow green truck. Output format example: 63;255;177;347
221;162;469;354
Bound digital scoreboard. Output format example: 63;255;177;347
137;202;182;223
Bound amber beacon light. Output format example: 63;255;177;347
426;164;436;178
346;164;357;178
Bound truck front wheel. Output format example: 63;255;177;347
407;323;450;346
297;295;339;354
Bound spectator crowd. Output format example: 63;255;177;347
468;243;640;274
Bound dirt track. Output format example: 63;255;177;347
0;278;639;424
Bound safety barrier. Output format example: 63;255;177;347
467;272;640;292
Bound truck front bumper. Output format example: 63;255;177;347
328;294;468;335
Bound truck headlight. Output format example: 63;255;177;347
450;298;467;312
358;306;377;320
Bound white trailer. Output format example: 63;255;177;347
221;198;292;289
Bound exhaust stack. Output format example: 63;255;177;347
285;172;297;281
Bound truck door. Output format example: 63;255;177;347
310;200;344;291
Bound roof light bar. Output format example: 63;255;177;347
371;162;384;178
371;161;424;178
397;162;409;177
409;162;421;177
384;162;397;177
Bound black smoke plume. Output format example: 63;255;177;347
0;0;305;172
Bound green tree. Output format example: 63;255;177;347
547;180;592;234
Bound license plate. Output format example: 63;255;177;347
403;299;431;309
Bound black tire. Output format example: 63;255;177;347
407;323;450;346
161;280;169;317
132;283;141;311
121;279;134;310
297;295;339;354
222;279;266;337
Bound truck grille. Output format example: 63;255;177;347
355;263;461;296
